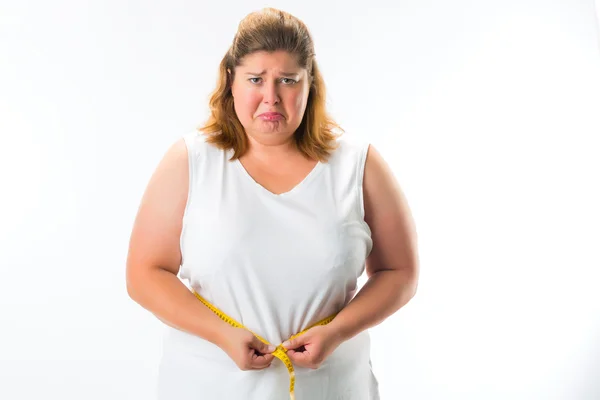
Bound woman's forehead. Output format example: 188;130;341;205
238;50;302;70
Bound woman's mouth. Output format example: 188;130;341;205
258;112;284;121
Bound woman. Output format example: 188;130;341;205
126;7;419;400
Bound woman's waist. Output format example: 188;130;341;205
161;324;372;368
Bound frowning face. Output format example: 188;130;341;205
230;50;311;145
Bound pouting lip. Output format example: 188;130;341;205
258;112;284;117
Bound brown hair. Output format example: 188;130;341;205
196;7;343;162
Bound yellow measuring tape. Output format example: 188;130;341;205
192;289;337;400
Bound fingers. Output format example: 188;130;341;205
252;337;275;354
251;336;276;354
283;335;308;351
247;337;275;370
250;352;274;369
236;351;273;371
287;348;308;361
288;348;320;370
281;338;296;350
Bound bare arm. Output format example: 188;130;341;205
326;144;420;342
125;137;230;347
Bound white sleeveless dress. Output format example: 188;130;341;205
156;130;380;400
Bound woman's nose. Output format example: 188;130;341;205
262;81;280;105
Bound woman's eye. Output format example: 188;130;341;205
248;77;296;84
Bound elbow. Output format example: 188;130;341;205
126;279;137;300
126;276;139;301
406;266;419;300
126;264;144;300
409;276;419;300
397;265;419;303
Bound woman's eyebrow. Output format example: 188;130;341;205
244;71;299;77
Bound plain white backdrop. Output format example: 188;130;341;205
1;1;599;399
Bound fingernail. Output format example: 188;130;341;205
282;341;290;348
268;345;276;352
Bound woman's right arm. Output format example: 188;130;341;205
125;137;229;347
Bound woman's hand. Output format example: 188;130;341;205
220;326;276;371
281;325;343;369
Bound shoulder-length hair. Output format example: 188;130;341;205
196;7;343;162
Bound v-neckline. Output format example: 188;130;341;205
233;155;324;198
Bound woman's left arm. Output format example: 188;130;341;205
326;143;420;343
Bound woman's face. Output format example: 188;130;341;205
230;50;310;145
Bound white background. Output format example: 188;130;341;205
1;1;599;399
